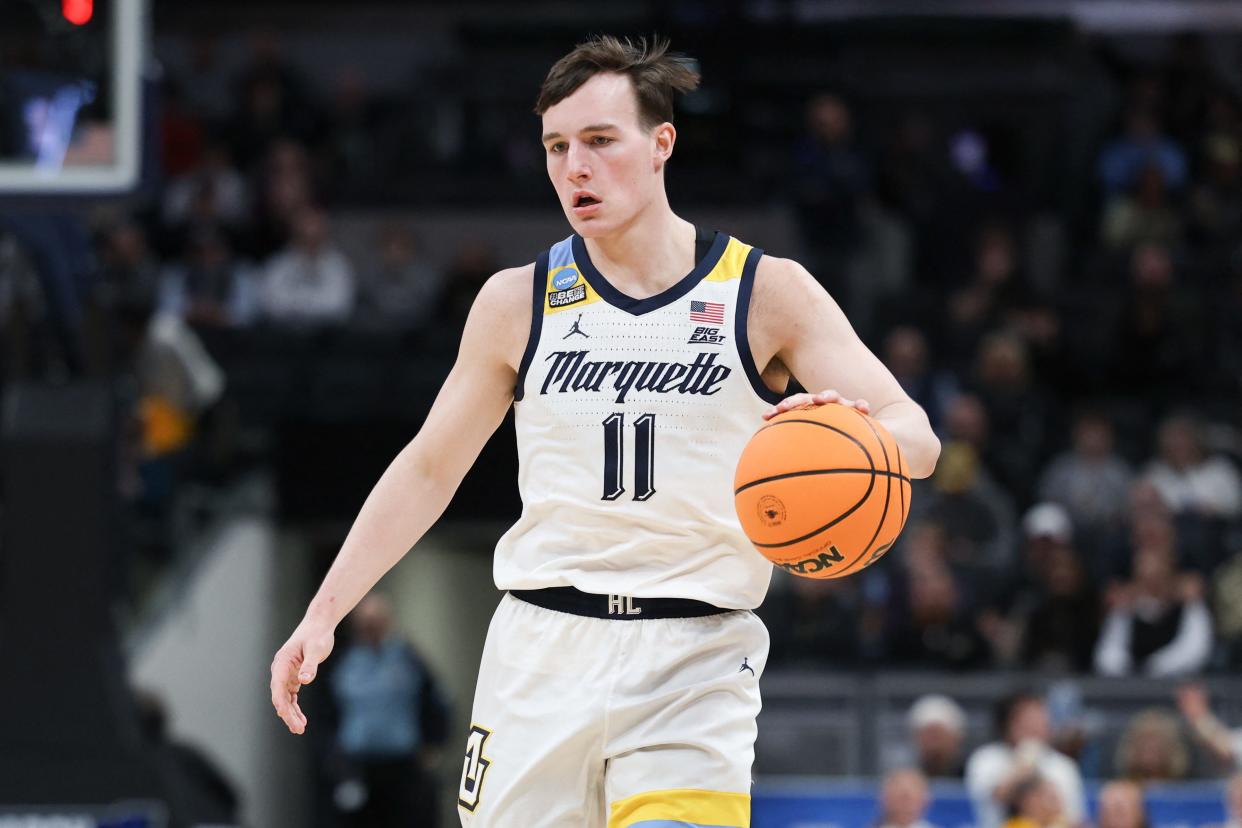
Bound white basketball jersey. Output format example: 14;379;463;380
493;230;785;610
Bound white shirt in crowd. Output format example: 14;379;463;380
261;246;356;325
966;740;1085;828
1094;598;1213;678
1144;456;1242;518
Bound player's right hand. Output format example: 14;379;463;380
762;388;870;421
269;622;335;735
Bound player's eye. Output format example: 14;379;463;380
548;142;567;154
591;136;613;146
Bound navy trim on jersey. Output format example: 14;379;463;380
735;246;786;405
570;229;729;316
513;250;548;402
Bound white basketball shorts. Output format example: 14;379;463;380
456;590;770;827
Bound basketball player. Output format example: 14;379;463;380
271;36;940;827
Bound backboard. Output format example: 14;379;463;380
0;0;144;193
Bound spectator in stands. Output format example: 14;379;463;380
1113;708;1191;783
945;224;1028;370
882;517;989;669
1114;482;1176;582
1224;772;1242;828
1212;546;1242;667
260;206;356;327
944;393;990;458
226;33;320;169
970;331;1050;504
792;93;872;287
1143;413;1242;520
1094;780;1149;828
1214;254;1242;393
1110;243;1205;401
133;688;240;826
249;139;317;259
761;569;883;667
1097;108;1187;196
912;441;1015;579
1101;164;1183;249
328;592;449;828
876;768;938;828
884;325;958;434
158;229;260;328
322;66;388;200
97;220;161;312
1094;532;1212;677
1002;775;1070;828
0;228;50;379
436;242;499;331
1188;134;1242;245
173;34;233;123
966;691;1085;828
113;291;226;516
981;503;1100;672
875;111;942;226
354;224;444;333
1175;683;1242;772
158;76;205;177
161;141;252;241
1037;410;1135;551
907;694;968;779
1002;774;1072;828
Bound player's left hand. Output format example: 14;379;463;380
762;388;870;420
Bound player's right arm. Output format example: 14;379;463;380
269;263;533;735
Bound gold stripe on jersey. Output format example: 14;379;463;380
544;263;603;315
608;788;750;827
703;237;752;283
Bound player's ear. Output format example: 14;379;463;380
652;122;676;172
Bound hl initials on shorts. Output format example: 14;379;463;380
608;594;641;615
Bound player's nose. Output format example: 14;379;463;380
565;142;591;183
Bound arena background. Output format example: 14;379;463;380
2;1;1242;826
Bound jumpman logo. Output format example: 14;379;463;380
562;314;589;339
738;657;754;676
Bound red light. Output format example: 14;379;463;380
62;0;93;25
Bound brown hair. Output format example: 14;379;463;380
534;35;700;130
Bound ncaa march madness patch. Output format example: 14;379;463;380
545;263;601;314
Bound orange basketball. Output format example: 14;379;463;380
734;403;912;579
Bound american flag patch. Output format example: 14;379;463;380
689;300;725;324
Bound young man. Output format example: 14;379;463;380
270;36;939;827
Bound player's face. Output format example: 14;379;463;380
541;73;672;237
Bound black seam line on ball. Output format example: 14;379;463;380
734;468;912;496
748;417;877;486
839;408;895;577
895;430;908;525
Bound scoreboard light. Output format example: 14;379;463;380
62;0;94;25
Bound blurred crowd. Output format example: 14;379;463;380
762;58;1242;677
2;28;1241;671
874;686;1242;828
2;14;1242;828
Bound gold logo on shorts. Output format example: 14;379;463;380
458;724;493;812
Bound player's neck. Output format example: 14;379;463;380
582;201;696;299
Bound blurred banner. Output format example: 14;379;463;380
0;802;167;828
753;780;1227;828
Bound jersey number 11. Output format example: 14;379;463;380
602;413;655;501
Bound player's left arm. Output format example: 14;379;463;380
751;255;941;478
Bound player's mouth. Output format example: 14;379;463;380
572;190;602;217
